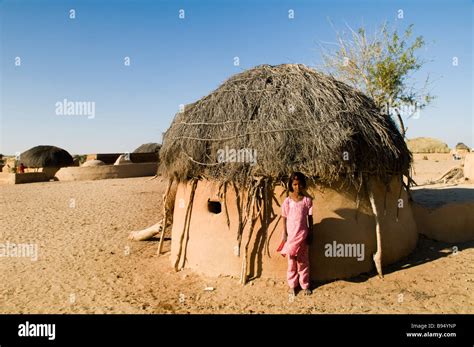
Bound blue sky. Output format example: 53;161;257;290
0;0;472;155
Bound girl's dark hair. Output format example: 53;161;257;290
288;172;307;192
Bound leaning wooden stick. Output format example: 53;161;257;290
240;188;257;285
179;181;198;270
240;178;264;285
173;179;198;271
223;182;231;229
157;178;174;255
367;179;383;278
233;182;244;257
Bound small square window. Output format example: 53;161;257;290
207;200;222;214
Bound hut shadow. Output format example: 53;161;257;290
247;187;474;284
248;202;473;286
343;236;474;284
412;187;474;208
381;236;473;277
248;199;365;281
318;208;474;284
309;208;373;287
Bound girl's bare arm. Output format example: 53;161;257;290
282;217;287;240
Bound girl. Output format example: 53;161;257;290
280;172;313;296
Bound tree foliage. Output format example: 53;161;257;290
321;23;435;137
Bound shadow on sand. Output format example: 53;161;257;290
318;235;474;287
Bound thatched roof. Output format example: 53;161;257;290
406;137;450;153
159;64;411;187
20;145;74;168
455;142;470;151
133;143;161;153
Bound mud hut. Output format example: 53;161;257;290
157;64;418;283
133;143;161;154
20;145;74;178
455;142;471;155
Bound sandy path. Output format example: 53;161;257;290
0;177;472;313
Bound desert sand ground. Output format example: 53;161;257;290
411;153;465;185
0;155;472;314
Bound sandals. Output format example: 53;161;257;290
288;288;312;296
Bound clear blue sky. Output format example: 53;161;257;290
0;0;472;155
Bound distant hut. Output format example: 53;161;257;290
20;145;73;178
133;143;161;153
132;143;161;163
406;137;450;153
157;64;418;283
455;142;471;155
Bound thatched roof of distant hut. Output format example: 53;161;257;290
455;142;470;151
133;143;161;153
406;137;450;154
20;145;73;168
159;64;412;188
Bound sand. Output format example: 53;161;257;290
411;153;467;185
0;158;473;314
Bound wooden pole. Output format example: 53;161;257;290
367;179;384;278
173;179;198;271
157;178;174;255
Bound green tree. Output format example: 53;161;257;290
321;23;435;138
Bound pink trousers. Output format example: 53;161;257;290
287;244;310;289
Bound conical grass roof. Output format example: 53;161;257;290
159;64;411;187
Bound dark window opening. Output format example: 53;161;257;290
207;200;222;214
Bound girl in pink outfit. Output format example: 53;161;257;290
280;172;313;296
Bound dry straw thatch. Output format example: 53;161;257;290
159;64;411;188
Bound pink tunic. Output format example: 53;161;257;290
280;196;313;257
